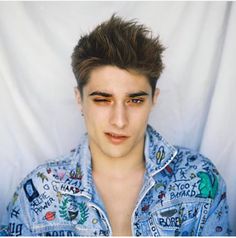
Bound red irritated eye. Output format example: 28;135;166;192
93;98;112;104
92;97;145;106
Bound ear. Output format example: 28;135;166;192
74;87;82;105
152;88;160;106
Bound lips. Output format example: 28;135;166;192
105;132;129;144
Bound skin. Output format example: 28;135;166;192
75;65;159;168
75;65;160;235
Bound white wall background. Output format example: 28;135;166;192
0;1;235;234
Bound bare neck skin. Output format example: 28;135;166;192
90;138;146;236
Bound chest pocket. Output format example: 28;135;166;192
145;198;211;236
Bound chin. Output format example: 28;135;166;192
102;147;132;159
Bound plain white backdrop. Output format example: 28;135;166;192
0;1;235;234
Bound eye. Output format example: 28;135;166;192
127;98;145;105
93;98;112;104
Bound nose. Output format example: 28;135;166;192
109;102;128;129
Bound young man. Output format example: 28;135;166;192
4;15;230;236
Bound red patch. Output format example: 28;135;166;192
47;168;52;174
45;211;56;221
165;165;173;174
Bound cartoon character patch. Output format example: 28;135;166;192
37;172;49;183
69;165;83;180
59;196;89;224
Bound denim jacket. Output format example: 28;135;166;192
3;125;230;236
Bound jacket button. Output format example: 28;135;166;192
92;218;98;224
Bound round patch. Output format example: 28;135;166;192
92;218;98;224
216;226;223;232
45;211;56;221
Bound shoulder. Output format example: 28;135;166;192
173;145;220;175
7;147;79;215
18;148;76;190
166;146;226;200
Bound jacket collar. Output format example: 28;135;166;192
71;124;177;199
144;125;177;177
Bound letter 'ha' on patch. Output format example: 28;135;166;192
23;179;39;202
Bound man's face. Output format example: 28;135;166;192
75;65;159;160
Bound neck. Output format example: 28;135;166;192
90;140;145;178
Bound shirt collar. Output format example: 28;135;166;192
72;124;177;199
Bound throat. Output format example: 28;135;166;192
92;166;145;236
91;153;145;179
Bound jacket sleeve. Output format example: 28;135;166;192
200;176;231;236
5;189;33;236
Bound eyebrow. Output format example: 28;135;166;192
89;91;149;97
89;91;112;97
128;91;149;97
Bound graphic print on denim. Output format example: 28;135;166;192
3;125;231;236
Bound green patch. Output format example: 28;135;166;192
37;172;48;183
59;196;89;224
77;202;89;225
197;171;218;199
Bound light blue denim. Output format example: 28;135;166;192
1;125;231;236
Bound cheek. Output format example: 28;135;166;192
84;106;109;124
130;107;152;120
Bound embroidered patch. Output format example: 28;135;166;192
23;179;39;202
160;208;178;217
59;196;89;224
37;172;49;183
44;211;56;221
69;165;83;180
156;146;165;164
197;171;218;199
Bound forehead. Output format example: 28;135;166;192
84;66;151;94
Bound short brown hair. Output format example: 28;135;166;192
71;14;165;96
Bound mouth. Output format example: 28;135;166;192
104;132;129;144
